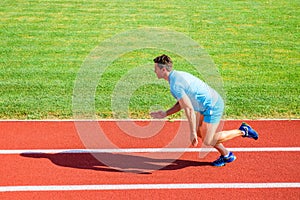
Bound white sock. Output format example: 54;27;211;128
224;152;230;158
241;130;246;136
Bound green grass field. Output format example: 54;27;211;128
1;0;299;119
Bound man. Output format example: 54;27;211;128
150;54;258;167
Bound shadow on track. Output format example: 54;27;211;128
20;151;211;174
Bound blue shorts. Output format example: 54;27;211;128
200;97;224;124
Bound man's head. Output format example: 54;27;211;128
153;54;173;80
153;54;173;71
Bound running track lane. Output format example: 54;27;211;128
0;120;299;199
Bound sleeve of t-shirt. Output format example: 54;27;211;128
170;84;185;100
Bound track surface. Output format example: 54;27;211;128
0;120;299;199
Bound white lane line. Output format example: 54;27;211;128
0;119;299;121
0;147;299;155
0;183;299;192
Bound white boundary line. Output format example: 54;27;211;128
0;183;299;192
0;119;299;122
1;147;299;154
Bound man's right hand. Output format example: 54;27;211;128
150;110;167;119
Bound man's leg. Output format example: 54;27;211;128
201;122;230;155
214;129;244;144
200;120;258;166
199;122;236;167
203;122;243;156
196;112;204;139
199;121;221;158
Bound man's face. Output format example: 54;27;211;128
154;63;165;79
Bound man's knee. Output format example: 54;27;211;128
203;138;216;146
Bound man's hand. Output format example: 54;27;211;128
150;110;167;119
190;131;198;147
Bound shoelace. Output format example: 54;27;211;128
243;126;249;136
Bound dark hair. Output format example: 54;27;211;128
153;54;173;72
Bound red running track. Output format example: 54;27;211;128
0;120;299;199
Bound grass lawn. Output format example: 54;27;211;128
0;0;299;119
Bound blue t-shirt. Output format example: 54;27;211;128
168;70;220;114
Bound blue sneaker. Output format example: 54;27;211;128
239;122;259;140
212;152;236;167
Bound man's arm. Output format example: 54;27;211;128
150;101;181;119
166;101;181;116
178;95;198;146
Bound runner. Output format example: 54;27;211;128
150;54;259;166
